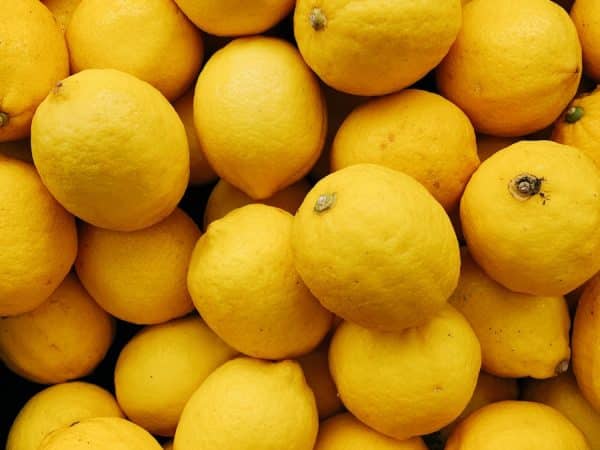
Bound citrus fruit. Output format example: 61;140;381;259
31;68;189;232
67;0;203;100
0;157;77;316
331;89;479;210
194;37;326;199
6;382;123;450
188;204;332;359
437;0;582;136
292;163;460;332
460;140;600;296
174;358;318;450
114;315;237;436
329;306;481;440
76;208;199;324
294;0;462;95
0;0;69;141
0;274;115;384
571;0;600;81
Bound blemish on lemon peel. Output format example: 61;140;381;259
565;105;584;123
0;112;8;127
509;173;543;200
314;192;336;213
309;8;327;31
52;81;63;95
556;359;570;375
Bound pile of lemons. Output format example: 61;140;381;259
2;0;600;449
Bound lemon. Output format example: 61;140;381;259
329;306;481;440
315;413;428;450
194;37;326;199
174;357;318;450
39;417;162;450
31;68;189;232
331;89;479;210
114;315;237;436
203;178;311;227
76;208;200;324
437;0;582;136
188;204;332;359
460;140;600;296
173;0;294;36
445;401;590;450
0;157;77;316
7;382;123;450
297;338;343;420
571;0;600;82
0;274;115;384
572;275;600;412
172;89;217;186
67;0;203;100
523;371;600;450
0;0;69;141
449;249;571;378
553;88;600;168
294;0;462;95
292;163;460;332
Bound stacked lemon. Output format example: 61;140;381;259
2;0;600;449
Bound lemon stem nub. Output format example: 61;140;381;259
556;359;569;375
509;173;542;200
309;8;327;31
565;105;584;123
314;192;336;213
0;112;8;128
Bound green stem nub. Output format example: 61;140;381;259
309;8;327;31
0;112;8;128
314;192;336;213
565;105;584;123
509;173;542;200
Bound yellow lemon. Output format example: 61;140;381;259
449;249;571;379
445;400;590;450
67;0;203;100
114;315;237;437
439;372;519;441
315;413;428;450
0;274;115;384
572;0;600;82
292;163;460;332
203;178;311;227
39;417;162;450
172;89;217;186
7;382;123;450
0;158;77;316
174;357;318;450
76;208;200;325
42;0;82;33
172;0;294;36
437;0;582;137
573;275;600;412
188;204;332;359
194;37;326;200
460;140;600;296
329;306;481;440
331;89;479;210
0;0;69;141
31;68;189;232
297;338;343;420
294;0;461;96
523;371;600;450
553;88;600;168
